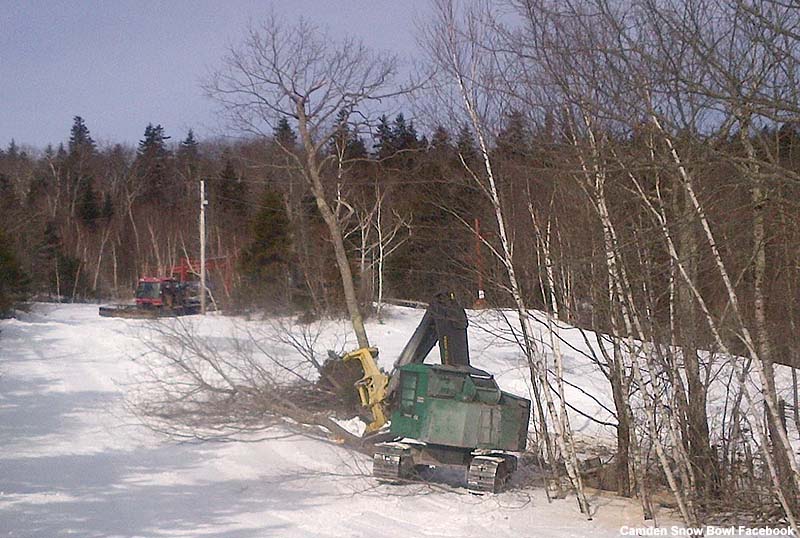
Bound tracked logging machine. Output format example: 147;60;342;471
341;293;531;493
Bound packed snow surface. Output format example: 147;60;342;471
0;303;670;537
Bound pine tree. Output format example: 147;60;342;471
65;117;96;212
35;222;72;297
496;110;529;159
76;176;100;228
177;129;199;168
68;116;95;156
100;192;114;221
136;123;173;201
456;124;478;164
175;129;201;198
7;139;19;159
273;118;297;149
0;173;16;217
179;129;199;158
372;112;423;168
330;109;367;160
138;123;170;157
213;157;247;218
0;228;28;317
373;115;395;159
240;186;291;307
392;113;419;151
430;125;452;152
41;221;60;251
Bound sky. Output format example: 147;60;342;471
0;0;423;150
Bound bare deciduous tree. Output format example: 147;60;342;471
205;14;408;348
423;0;592;516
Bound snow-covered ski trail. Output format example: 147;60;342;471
1;304;662;537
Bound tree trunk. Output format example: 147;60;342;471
753;173;797;513
609;353;631;496
458;76;589;514
295;99;370;349
675;185;716;502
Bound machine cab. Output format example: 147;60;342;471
390;363;529;452
135;278;179;307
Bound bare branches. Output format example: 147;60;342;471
205;15;400;154
127;316;364;449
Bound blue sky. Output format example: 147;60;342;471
0;1;422;149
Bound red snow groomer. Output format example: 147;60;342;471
98;257;227;319
99;275;200;318
134;277;195;310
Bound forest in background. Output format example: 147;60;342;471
4;0;800;528
0;112;499;314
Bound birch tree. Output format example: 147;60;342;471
423;0;591;515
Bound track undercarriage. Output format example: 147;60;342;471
373;441;517;494
466;453;516;493
98;304;201;318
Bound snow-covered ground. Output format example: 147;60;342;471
0;303;671;537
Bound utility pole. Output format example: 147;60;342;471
200;179;207;314
474;217;486;309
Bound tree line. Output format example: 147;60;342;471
0;110;485;313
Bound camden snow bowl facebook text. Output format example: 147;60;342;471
619;526;795;536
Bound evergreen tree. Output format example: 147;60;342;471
35;222;79;298
100;192;114;221
65;117;97;212
26;172;48;209
179;129;199;159
392;113;419;151
373;115;395;159
41;222;60;253
430;125;452;152
372;112;421;167
138;123;170;157
273;118;297;149
136;123;173;201
174;130;200;197
346;134;367;160
76;176;100;228
7;139;19;159
496;110;529;159
0;228;28;317
177;129;199;171
778;122;800;172
68;116;95;156
240;186;291;306
330;109;367;160
213;157;247;217
0;173;16;217
456;124;478;163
